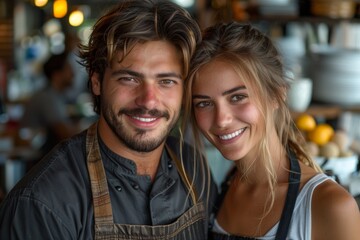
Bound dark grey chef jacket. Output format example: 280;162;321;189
0;129;217;239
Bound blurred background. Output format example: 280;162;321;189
1;0;360;202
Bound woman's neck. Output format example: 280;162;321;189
234;133;288;185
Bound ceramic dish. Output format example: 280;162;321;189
315;154;358;186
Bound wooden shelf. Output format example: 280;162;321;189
291;104;360;120
291;104;341;120
246;16;360;25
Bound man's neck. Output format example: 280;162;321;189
97;120;165;181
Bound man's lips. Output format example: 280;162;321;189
218;128;245;140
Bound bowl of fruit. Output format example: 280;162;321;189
296;113;358;186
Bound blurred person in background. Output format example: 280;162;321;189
20;52;79;159
0;0;217;239
63;32;88;104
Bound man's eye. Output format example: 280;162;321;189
160;79;177;85
119;77;136;82
117;77;139;85
194;101;212;108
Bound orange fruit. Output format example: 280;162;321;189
308;123;334;146
295;114;316;132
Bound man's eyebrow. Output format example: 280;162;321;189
157;72;182;79
111;69;144;78
110;70;181;80
222;86;246;96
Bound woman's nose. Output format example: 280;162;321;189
135;83;159;109
214;104;232;128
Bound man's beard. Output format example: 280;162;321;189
102;105;178;152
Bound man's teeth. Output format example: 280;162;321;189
219;129;244;140
132;116;157;122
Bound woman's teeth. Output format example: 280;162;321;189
219;129;244;140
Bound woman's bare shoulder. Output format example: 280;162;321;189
311;179;360;240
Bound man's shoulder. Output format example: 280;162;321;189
6;131;89;202
165;136;204;171
0;130;93;238
166;135;194;151
165;136;198;158
165;136;218;206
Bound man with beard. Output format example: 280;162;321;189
0;1;217;239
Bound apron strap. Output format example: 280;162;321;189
165;145;198;204
86;123;114;225
275;150;301;240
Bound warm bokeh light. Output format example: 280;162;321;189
34;0;48;7
69;10;84;27
53;0;67;18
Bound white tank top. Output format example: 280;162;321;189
213;173;333;239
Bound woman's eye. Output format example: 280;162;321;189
194;101;212;108
231;94;246;102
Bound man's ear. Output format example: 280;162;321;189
91;73;101;95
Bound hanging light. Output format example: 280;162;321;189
53;0;67;18
69;10;84;27
34;0;48;7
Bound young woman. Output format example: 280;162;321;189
183;22;360;240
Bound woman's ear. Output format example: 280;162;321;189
91;73;101;95
273;87;287;110
281;86;287;102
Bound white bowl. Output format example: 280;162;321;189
315;154;358;186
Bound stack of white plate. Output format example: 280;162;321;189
309;45;360;106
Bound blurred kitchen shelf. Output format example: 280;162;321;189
291;104;360;120
246;16;360;25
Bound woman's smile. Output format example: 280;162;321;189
218;128;246;141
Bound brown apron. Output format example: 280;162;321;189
86;123;207;240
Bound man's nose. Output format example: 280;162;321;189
135;83;159;110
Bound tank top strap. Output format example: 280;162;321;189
296;173;333;204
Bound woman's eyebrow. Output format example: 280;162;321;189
222;86;246;96
192;86;246;100
192;94;210;100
